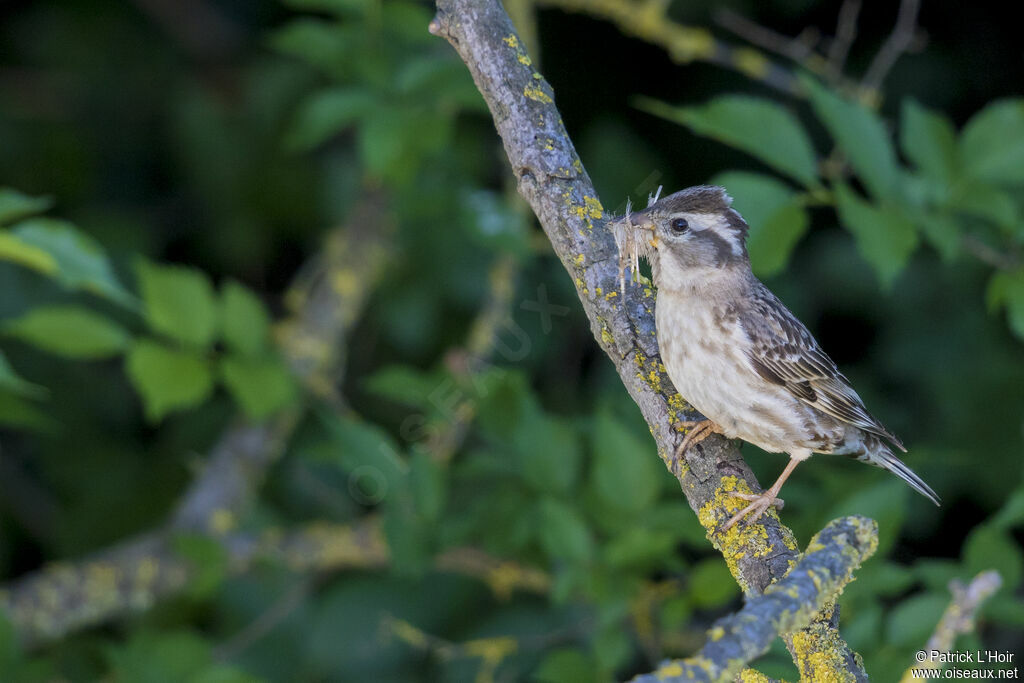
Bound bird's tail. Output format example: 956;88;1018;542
855;436;940;506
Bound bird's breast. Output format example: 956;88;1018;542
655;291;842;455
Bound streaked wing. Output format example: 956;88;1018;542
740;283;906;451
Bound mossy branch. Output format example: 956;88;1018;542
0;193;393;647
632;516;877;683
0;517;550;649
430;1;869;679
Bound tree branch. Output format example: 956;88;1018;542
537;0;802;97
430;1;869;679
0;192;392;647
632;516;878;683
861;0;922;95
898;570;1003;682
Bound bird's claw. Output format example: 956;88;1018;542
721;491;785;530
673;420;723;461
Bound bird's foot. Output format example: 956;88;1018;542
721;491;785;531
673;420;723;461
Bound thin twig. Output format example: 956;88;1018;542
213;578;314;661
826;0;862;80
861;0;922;94
713;8;818;63
962;234;1022;271
898;571;1002;682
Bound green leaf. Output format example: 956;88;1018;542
960;99;1024;184
269;19;349;78
986;270;1024;340
3;306;130;358
900;99;958;185
802;76;899;200
885;592;947;647
537;497;592;563
603;527;676;570
359;106;415;180
0;391;55;431
0;611;17;673
913;212;961;262
172;534;229;599
364;364;445;409
834;183;918;287
963;524;1023;591
137;261;218;348
590;409;661;515
535;648;599;683
591;626;633;674
125;339;214;421
640;95;818;186
220;280;270;357
688;557;740;608
711;171;809;277
285;87;375;152
10;218;136;307
395;56;487;111
409;451;445;522
106;630;251;683
949;183;1018;231
314;410;407;503
0;187;52;226
220;356;297;420
0;231;59;275
0;350;46;398
992;486;1024;530
515;413;581;496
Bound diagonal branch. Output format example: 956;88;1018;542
632;516;878;683
429;1;868;679
0;192;392;647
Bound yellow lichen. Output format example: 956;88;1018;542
209;508;235;535
656;662;684;678
734;47;769;78
523;85;552;103
790;623;860;683
517;53;532;66
502;35;518;48
667;27;716;61
738;669;778;683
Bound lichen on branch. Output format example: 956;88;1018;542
430;1;870;679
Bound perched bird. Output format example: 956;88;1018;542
610;185;939;529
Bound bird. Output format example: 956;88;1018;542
609;185;939;530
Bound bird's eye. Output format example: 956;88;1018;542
669;218;689;234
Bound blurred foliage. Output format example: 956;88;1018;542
0;0;1022;681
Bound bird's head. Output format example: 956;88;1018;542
613;185;751;290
